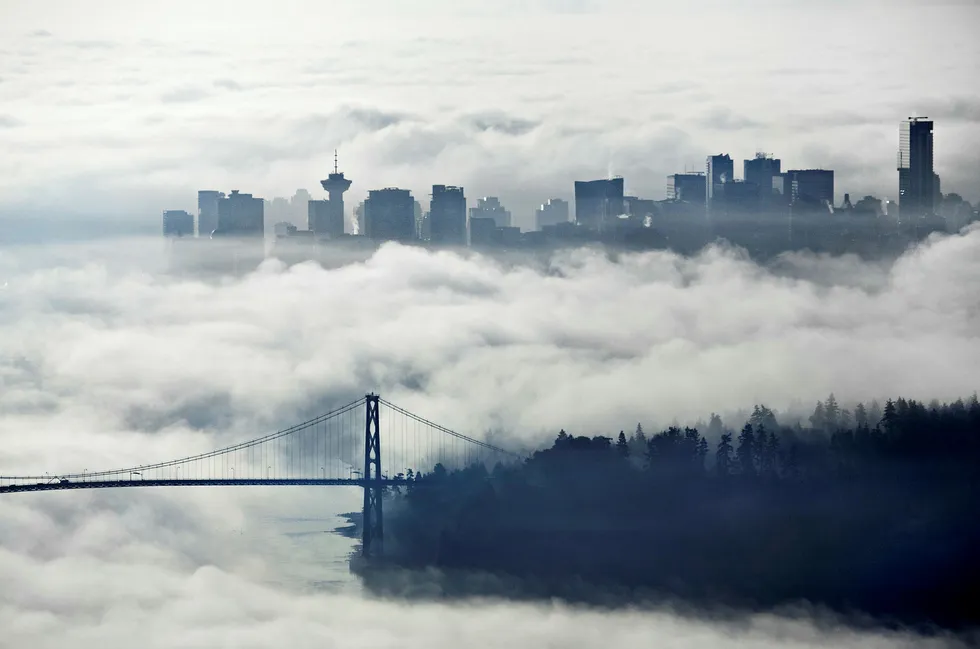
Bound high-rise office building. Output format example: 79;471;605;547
308;200;345;238
666;173;706;203
706;154;735;214
787;169;835;206
311;151;352;237
772;173;791;204
197;190;224;236
429;185;467;246
162;210;194;237
217;190;264;237
743;153;781;202
574;178;624;230
363;188;416;242
898;117;935;215
469;196;511;228
469;217;498;247
624;196;656;220
535;198;569;230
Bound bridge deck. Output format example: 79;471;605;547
0;478;406;494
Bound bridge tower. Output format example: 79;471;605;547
362;393;383;557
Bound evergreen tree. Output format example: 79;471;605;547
715;432;733;477
869;399;883;428
616;431;630;458
824;394;841;430
736;423;756;476
854;402;868;428
707;413;724;439
754;423;769;471
882;399;897;433
765;430;780;477
809;402;826;431
630;423;647;457
750;405;778;433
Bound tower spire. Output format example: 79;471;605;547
334;149;338;174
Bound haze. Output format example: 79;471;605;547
2;1;979;647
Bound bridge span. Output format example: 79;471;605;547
0;394;519;557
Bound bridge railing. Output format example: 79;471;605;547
0;396;521;492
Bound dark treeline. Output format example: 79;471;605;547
375;395;980;630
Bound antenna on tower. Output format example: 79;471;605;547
334;149;339;174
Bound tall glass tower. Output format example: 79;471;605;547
898;118;935;216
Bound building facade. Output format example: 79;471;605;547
706;154;734;205
469;196;511;228
163;210;194;237
308;200;345;238
898;118;935;216
666;173;706;203
574;178;624;230
788;169;835;207
363;188;416;242
743;153;781;202
535;198;569;230
197;190;225;237
217;190;264;237
429;185;467;246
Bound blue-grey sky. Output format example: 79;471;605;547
1;0;978;228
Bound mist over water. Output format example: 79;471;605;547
1;230;979;647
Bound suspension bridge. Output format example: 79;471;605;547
0;394;519;557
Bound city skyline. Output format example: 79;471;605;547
4;2;980;646
2;1;979;235
175;115;966;245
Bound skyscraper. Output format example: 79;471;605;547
197;190;224;237
898;117;935;216
666;173;706;203
535;198;569;230
574;178;624;230
429;185;467;246
216;190;264;237
311;151;352;237
363;188;416;242
787;169;835;207
469;196;511;228
743;153;781;202
706;154;734;210
162;210;194;237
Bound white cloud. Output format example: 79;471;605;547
1;227;979;465
1;226;978;646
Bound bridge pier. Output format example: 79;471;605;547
362;393;383;557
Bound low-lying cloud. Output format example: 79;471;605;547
2;231;980;646
1;227;979;467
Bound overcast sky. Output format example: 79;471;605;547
1;0;978;230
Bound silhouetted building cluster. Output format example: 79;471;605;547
163;118;977;273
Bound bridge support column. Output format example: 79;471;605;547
362;393;383;557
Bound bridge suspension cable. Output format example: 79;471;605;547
0;396;520;494
379;398;520;459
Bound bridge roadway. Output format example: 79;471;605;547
0;478;407;494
